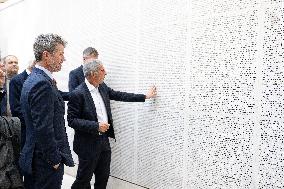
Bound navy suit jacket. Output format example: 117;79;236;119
68;65;84;92
67;82;145;158
19;68;74;174
10;70;28;148
10;70;69;149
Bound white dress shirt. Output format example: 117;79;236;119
85;79;108;123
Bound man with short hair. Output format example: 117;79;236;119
67;59;157;189
3;55;19;79
19;33;74;189
68;47;98;92
0;55;19;115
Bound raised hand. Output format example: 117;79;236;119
145;86;157;99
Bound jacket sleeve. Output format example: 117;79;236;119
68;71;79;92
29;81;61;166
59;90;70;101
105;84;146;102
67;91;100;135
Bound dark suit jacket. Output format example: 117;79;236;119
67;82;145;158
19;68;74;174
0;91;5;111
10;70;29;148
0;91;4;102
59;90;70;101
10;70;69;149
0;80;9;115
68;65;84;92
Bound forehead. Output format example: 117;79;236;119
5;56;18;62
99;64;104;69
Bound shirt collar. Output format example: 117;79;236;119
35;65;53;80
26;68;31;75
85;78;98;92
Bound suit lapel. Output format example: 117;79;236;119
82;82;97;117
98;85;108;108
98;84;111;119
33;68;64;105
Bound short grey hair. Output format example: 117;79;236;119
83;47;98;57
83;59;102;77
3;55;18;64
33;33;67;61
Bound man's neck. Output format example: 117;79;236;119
87;77;99;88
6;72;17;79
35;64;53;80
92;82;99;88
37;61;53;73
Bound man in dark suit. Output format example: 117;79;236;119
10;60;69;149
9;60;36;189
68;47;98;92
10;60;36;149
0;69;5;103
0;55;19;116
19;34;74;189
67;59;157;189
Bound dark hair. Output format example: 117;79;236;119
33;33;67;61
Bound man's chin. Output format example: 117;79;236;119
11;71;18;75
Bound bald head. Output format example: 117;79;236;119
3;55;19;78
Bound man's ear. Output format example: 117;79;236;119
42;51;50;60
91;71;95;77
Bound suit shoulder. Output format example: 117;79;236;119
11;71;27;83
24;74;51;90
70;66;82;75
72;83;86;94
